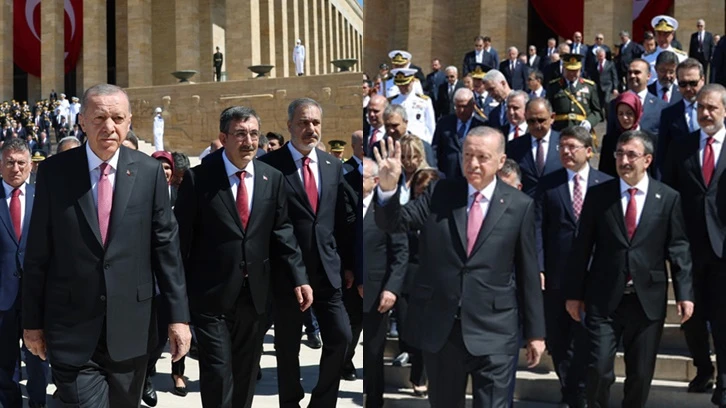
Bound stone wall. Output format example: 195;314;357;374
125;72;362;157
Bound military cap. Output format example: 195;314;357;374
470;63;491;79
328;139;347;152
31;150;47;162
652;15;678;33
379;63;389;70
391;68;417;85
562;53;584;71
388;50;412;66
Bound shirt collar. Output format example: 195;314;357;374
684;99;697;109
566;164;590;183
2;180;26;198
620;174;650;194
287;141;319;165
221;149;255;178
700;126;726;143
86;142;121;173
467;177;497;202
532;129;552;143
636;89;649;102
363;191;374;209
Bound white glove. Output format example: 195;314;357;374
579;120;592;131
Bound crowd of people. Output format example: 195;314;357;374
360;13;726;408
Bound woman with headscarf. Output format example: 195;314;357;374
599;92;649;177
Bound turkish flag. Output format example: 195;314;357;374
13;0;83;77
632;0;674;41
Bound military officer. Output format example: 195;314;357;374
384;51;425;98
547;53;603;133
328;139;347;160
389;68;436;144
470;63;494;120
644;15;688;85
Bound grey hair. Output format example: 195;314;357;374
219;106;261;134
525;97;553;114
620;30;630;38
453;87;474;103
383;104;408;122
58;136;82;151
482;69;506;84
362;157;378;176
499;158;522;184
557;43;570;54
287;98;323;122
507;90;530;105
698;83;726;109
466;125;505;154
507;46;518;54
80;84;131;115
617;130;655;155
445;66;458;75
560;126;593;148
1;138;30;155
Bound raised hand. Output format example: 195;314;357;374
372;137;402;192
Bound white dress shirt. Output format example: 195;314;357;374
567;165;591;203
87;142;120;208
288;142;320;196
476;50;483;63
507;122;528;142
530;129;552;164
3;180;27;229
362;192;374;218
636;89;649;106
467;178;496;219
531;87;544;98
620;176;649;226
222;151;254;213
699;126;726;167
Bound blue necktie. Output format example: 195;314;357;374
500;102;506;124
457;122;467;141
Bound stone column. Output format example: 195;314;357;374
127;0;153;87
225;0;261;80
82;0;107;90
320;0;328;74
363;0;395;76
259;0;276;76
583;0;630;54
115;0;129;87
674;0;724;54
302;0;311;75
27;75;42;104
311;0;319;75
41;0;65;98
176;0;200;72
0;0;12;101
275;0;290;77
198;0;214;83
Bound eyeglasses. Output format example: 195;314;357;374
558;144;586;152
678;80;701;88
596;37;604;40
3;160;28;169
227;131;260;140
526;117;548;124
614;150;647;161
446;75;456;78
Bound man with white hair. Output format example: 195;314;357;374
436;66;464;118
153;107;164;151
293;39;306;76
499;46;529;91
689;19;714;78
482;69;513;128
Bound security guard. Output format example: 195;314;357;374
644;15;688;85
328;139;347;160
389;68;436;144
384;50;425;98
547;53;602;134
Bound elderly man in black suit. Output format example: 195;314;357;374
567;130;693;408
374;126;546;408
23;84;192;406
536;126;612;407
689;19;714;79
174;106;313;407
588;48;620;111
436;66;465;118
663;84;726;405
499;46;529;91
364;94;388;157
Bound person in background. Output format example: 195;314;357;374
599;92;645;177
171;151;190;189
266;132;285;151
199;140;223;161
258;133;269;152
498;158;523;190
153;107;164;152
122;130;139;150
57;136;82;153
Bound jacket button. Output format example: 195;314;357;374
462;268;469;274
104;264;110;270
100;295;106;301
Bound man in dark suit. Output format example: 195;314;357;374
499;47;529;91
22;84;192;406
536;126;612;407
571;32;588;56
174;106;313;408
588;48;620;110
507;97;563;197
432;88;487;180
426;58;447;110
526;45;541;71
258;98;355;408
0;138;49;408
540;38;557;69
360;156;408;407
586;33;612;75
543;43;571;85
463;35;498;76
618;31;645;91
689;20;713;79
647;51;683;105
373;127;546;408
566;130;693;408
364;94;387;157
482;69;513;129
713;36;726;86
436;66;465;118
662;84;726;405
35;131;51;156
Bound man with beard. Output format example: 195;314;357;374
648;51;683;105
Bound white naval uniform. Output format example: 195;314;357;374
385;77;424;98
153;115;165;152
390;91;436;144
644;45;687;85
293;44;306;75
68;102;81;127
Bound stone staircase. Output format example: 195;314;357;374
383;280;715;406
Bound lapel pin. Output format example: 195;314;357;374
655;193;661;199
263;174;268;181
325;160;331;165
126;170;131;176
500;198;504;203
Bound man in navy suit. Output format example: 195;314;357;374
571;32;588;57
689;20;714;79
462;36;498;77
499;47;529;91
606;59;667;138
505;97;563;197
0;138;49;408
647;51;683;105
536;126;612;407
483;69;513;129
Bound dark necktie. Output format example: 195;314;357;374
625;188;638;240
97;163;112;245
536;139;545;175
662;86;669;102
302;157;318;213
235;171;250;229
572;176;583;220
9;188;21;240
514;126;520;139
457;122;466;141
703;137;716;186
599;61;603;74
369;129;378;150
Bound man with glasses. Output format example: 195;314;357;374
586;33;611;75
566;129;693;408
463;35;498;76
689;20;713;80
536;126;611;408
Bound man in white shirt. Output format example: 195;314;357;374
293;39;306;76
504;91;529;141
389;68;436;144
153;107;164;152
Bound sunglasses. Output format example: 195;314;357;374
526;117;548;124
678;80;701;88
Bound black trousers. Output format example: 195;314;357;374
343;286;363;371
51;326;148;408
544;289;588;403
424;320;515;408
704;261;726;405
396;293;428;386
363;308;389;407
274;284;352;408
214;66;222;81
585;293;663;408
681;265;714;375
191;283;264;408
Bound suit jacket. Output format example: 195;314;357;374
22;145;189;366
526;55;541;70
536;168;611;290
174;150;308;314
258;144;355;291
542;61;563;85
618;41;645;79
362;203;408;313
570;43;589;58
0;184;34;311
432;114;487;180
647;82;683;106
436;80;465;118
565;177;692;321
499;60;529;91
689;31;714;62
713;37;726;86
655;101;691;178
662;130;726;261
426;70;447;103
375;178;545;355
588;59;619;97
606;91;666;138
506;131;564;197
487;103;508;130
585;45;612;73
462;50;497;76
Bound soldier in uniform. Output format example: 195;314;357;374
213;46;224;81
470;63;494;120
328;139;347;160
644;15;688;85
547;54;603;135
388;68;436;144
384;51;425;98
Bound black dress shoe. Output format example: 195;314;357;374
304;332;322;349
341;363;357;381
171;374;188;397
689;368;715;393
142;378;158;407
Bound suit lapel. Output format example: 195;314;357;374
470;182;510;256
74;146;103;247
522;135;537;174
543;132;560;174
212;151;244;233
631;179;660;245
0;187;16;243
556;173;576;223
21;184;34;243
685;134;708;190
606;181;629;245
317;153;335;216
451;180;469;258
247;164;271;233
280;146;316;217
710;139;726;191
107;147;138;245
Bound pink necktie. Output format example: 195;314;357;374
236;171;249;229
466;192;484;256
302;157;318;213
97;163;113;245
572;176;583;220
9;188;21;240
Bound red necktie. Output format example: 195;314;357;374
599;62;603;74
97;163;113;245
9;188;21;240
703;137;716;186
467;192;484;256
572;176;583;220
625;188;637;240
369;129;378;150
236;171;249;229
514;126;520;139
662;87;669;102
302;157;318;213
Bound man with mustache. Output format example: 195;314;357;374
259;98;356;408
647;51;683;105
